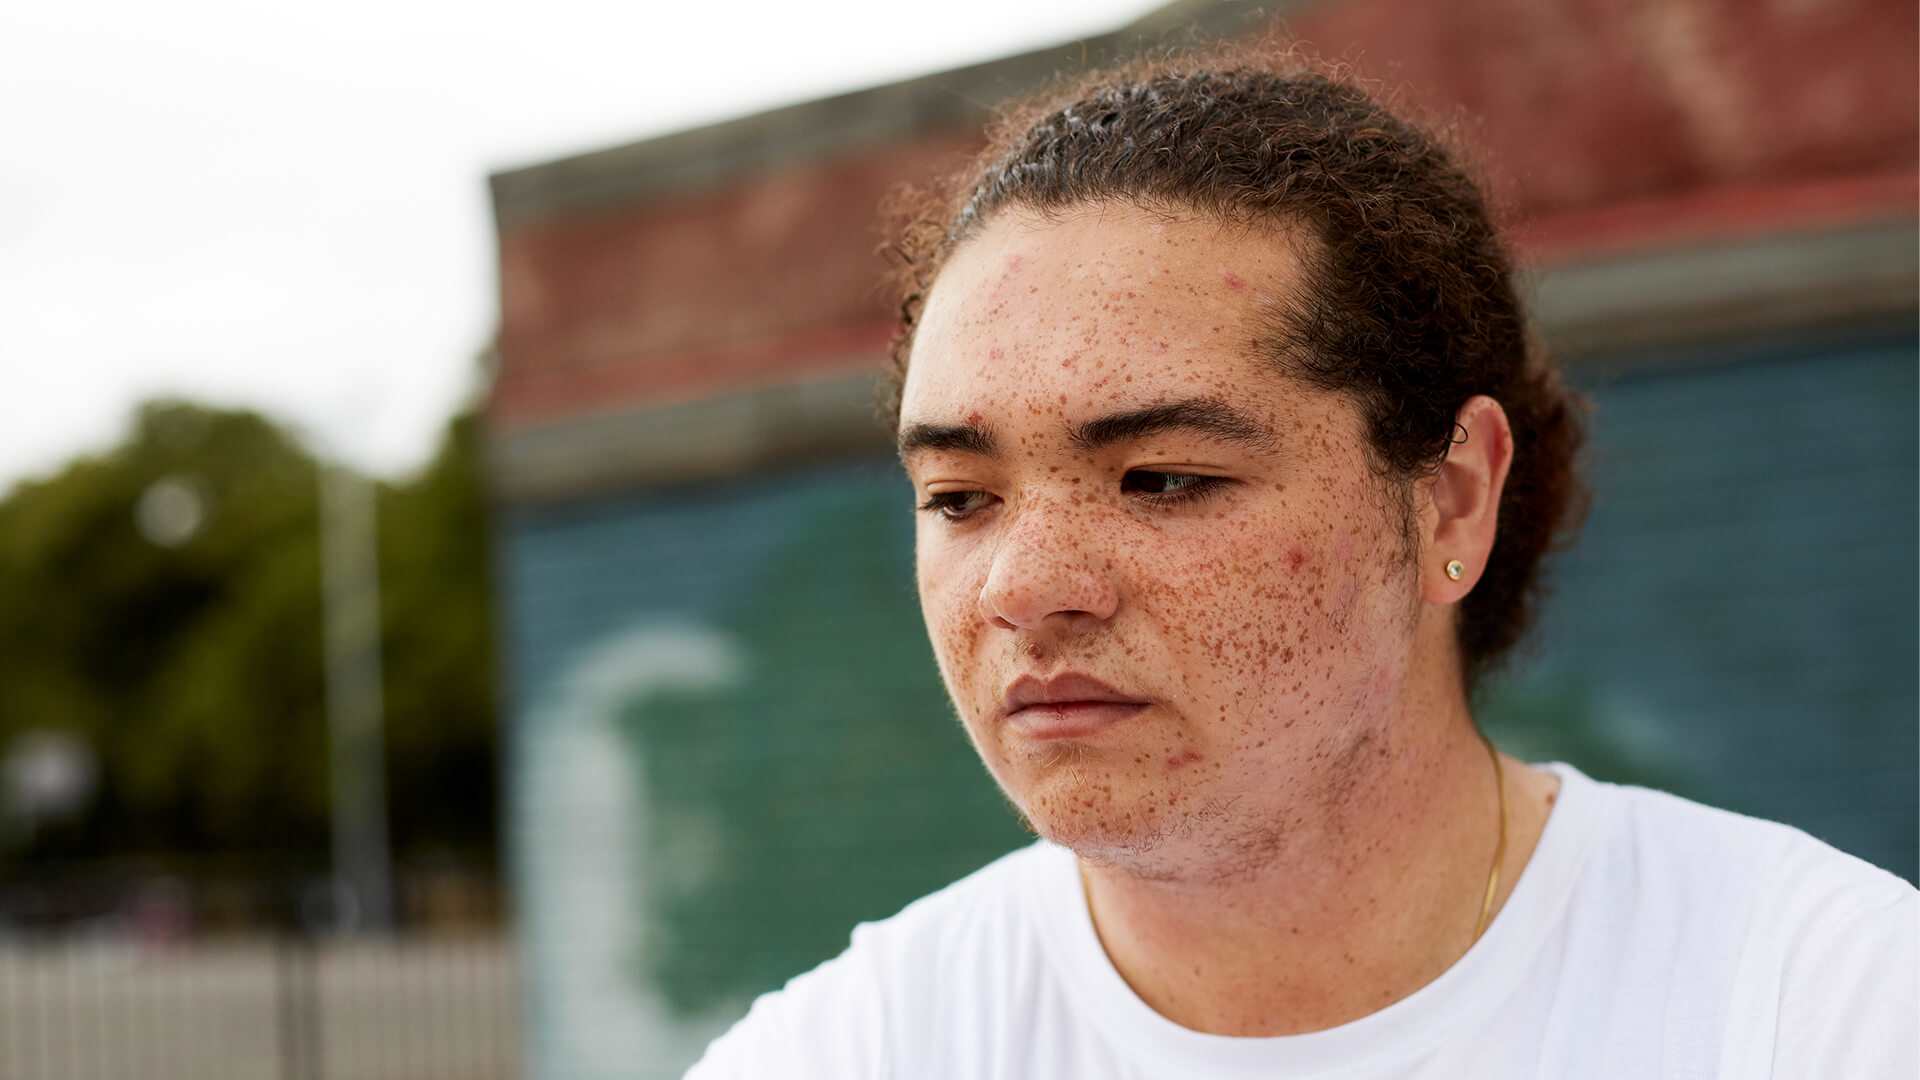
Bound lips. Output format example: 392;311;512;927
1001;673;1150;739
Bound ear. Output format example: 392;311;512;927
1420;395;1514;605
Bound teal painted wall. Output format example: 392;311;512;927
1479;329;1917;878
499;329;1916;1079
500;458;1026;1080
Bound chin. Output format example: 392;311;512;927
1007;763;1187;864
1014;765;1293;884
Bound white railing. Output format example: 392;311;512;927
0;933;519;1080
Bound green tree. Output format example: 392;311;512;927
0;400;497;868
376;410;499;858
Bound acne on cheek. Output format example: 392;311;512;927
1161;523;1376;711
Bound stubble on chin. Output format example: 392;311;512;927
1002;743;1310;886
1049;788;1316;886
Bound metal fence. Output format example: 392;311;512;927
0;933;518;1080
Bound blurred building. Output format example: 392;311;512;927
484;2;1917;1077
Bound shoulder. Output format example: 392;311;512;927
1568;770;1916;1076
1762;871;1917;1079
683;841;1059;1080
1682;795;1920;1079
1570;770;1909;915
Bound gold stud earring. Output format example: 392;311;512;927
1445;559;1465;581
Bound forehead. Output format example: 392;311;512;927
900;203;1311;431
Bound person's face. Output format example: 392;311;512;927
898;203;1428;875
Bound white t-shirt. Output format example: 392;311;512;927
686;763;1918;1078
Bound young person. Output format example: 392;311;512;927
687;53;1917;1079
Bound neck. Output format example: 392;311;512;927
1076;693;1549;1037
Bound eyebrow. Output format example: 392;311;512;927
1067;397;1276;453
897;396;1274;462
897;420;998;461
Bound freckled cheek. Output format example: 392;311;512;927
1143;527;1371;725
1208;535;1325;646
924;589;976;662
918;562;991;701
914;532;974;615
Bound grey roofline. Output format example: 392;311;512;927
487;0;1284;229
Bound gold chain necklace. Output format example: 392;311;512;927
1470;731;1509;943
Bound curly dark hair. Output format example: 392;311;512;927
879;45;1588;693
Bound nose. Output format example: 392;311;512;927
977;503;1120;632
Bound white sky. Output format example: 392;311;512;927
0;0;1165;494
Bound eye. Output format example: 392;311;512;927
1121;470;1231;503
917;490;996;522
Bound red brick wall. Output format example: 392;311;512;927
1282;0;1917;258
493;136;974;429
491;0;1916;431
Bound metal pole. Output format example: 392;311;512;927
319;462;394;933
